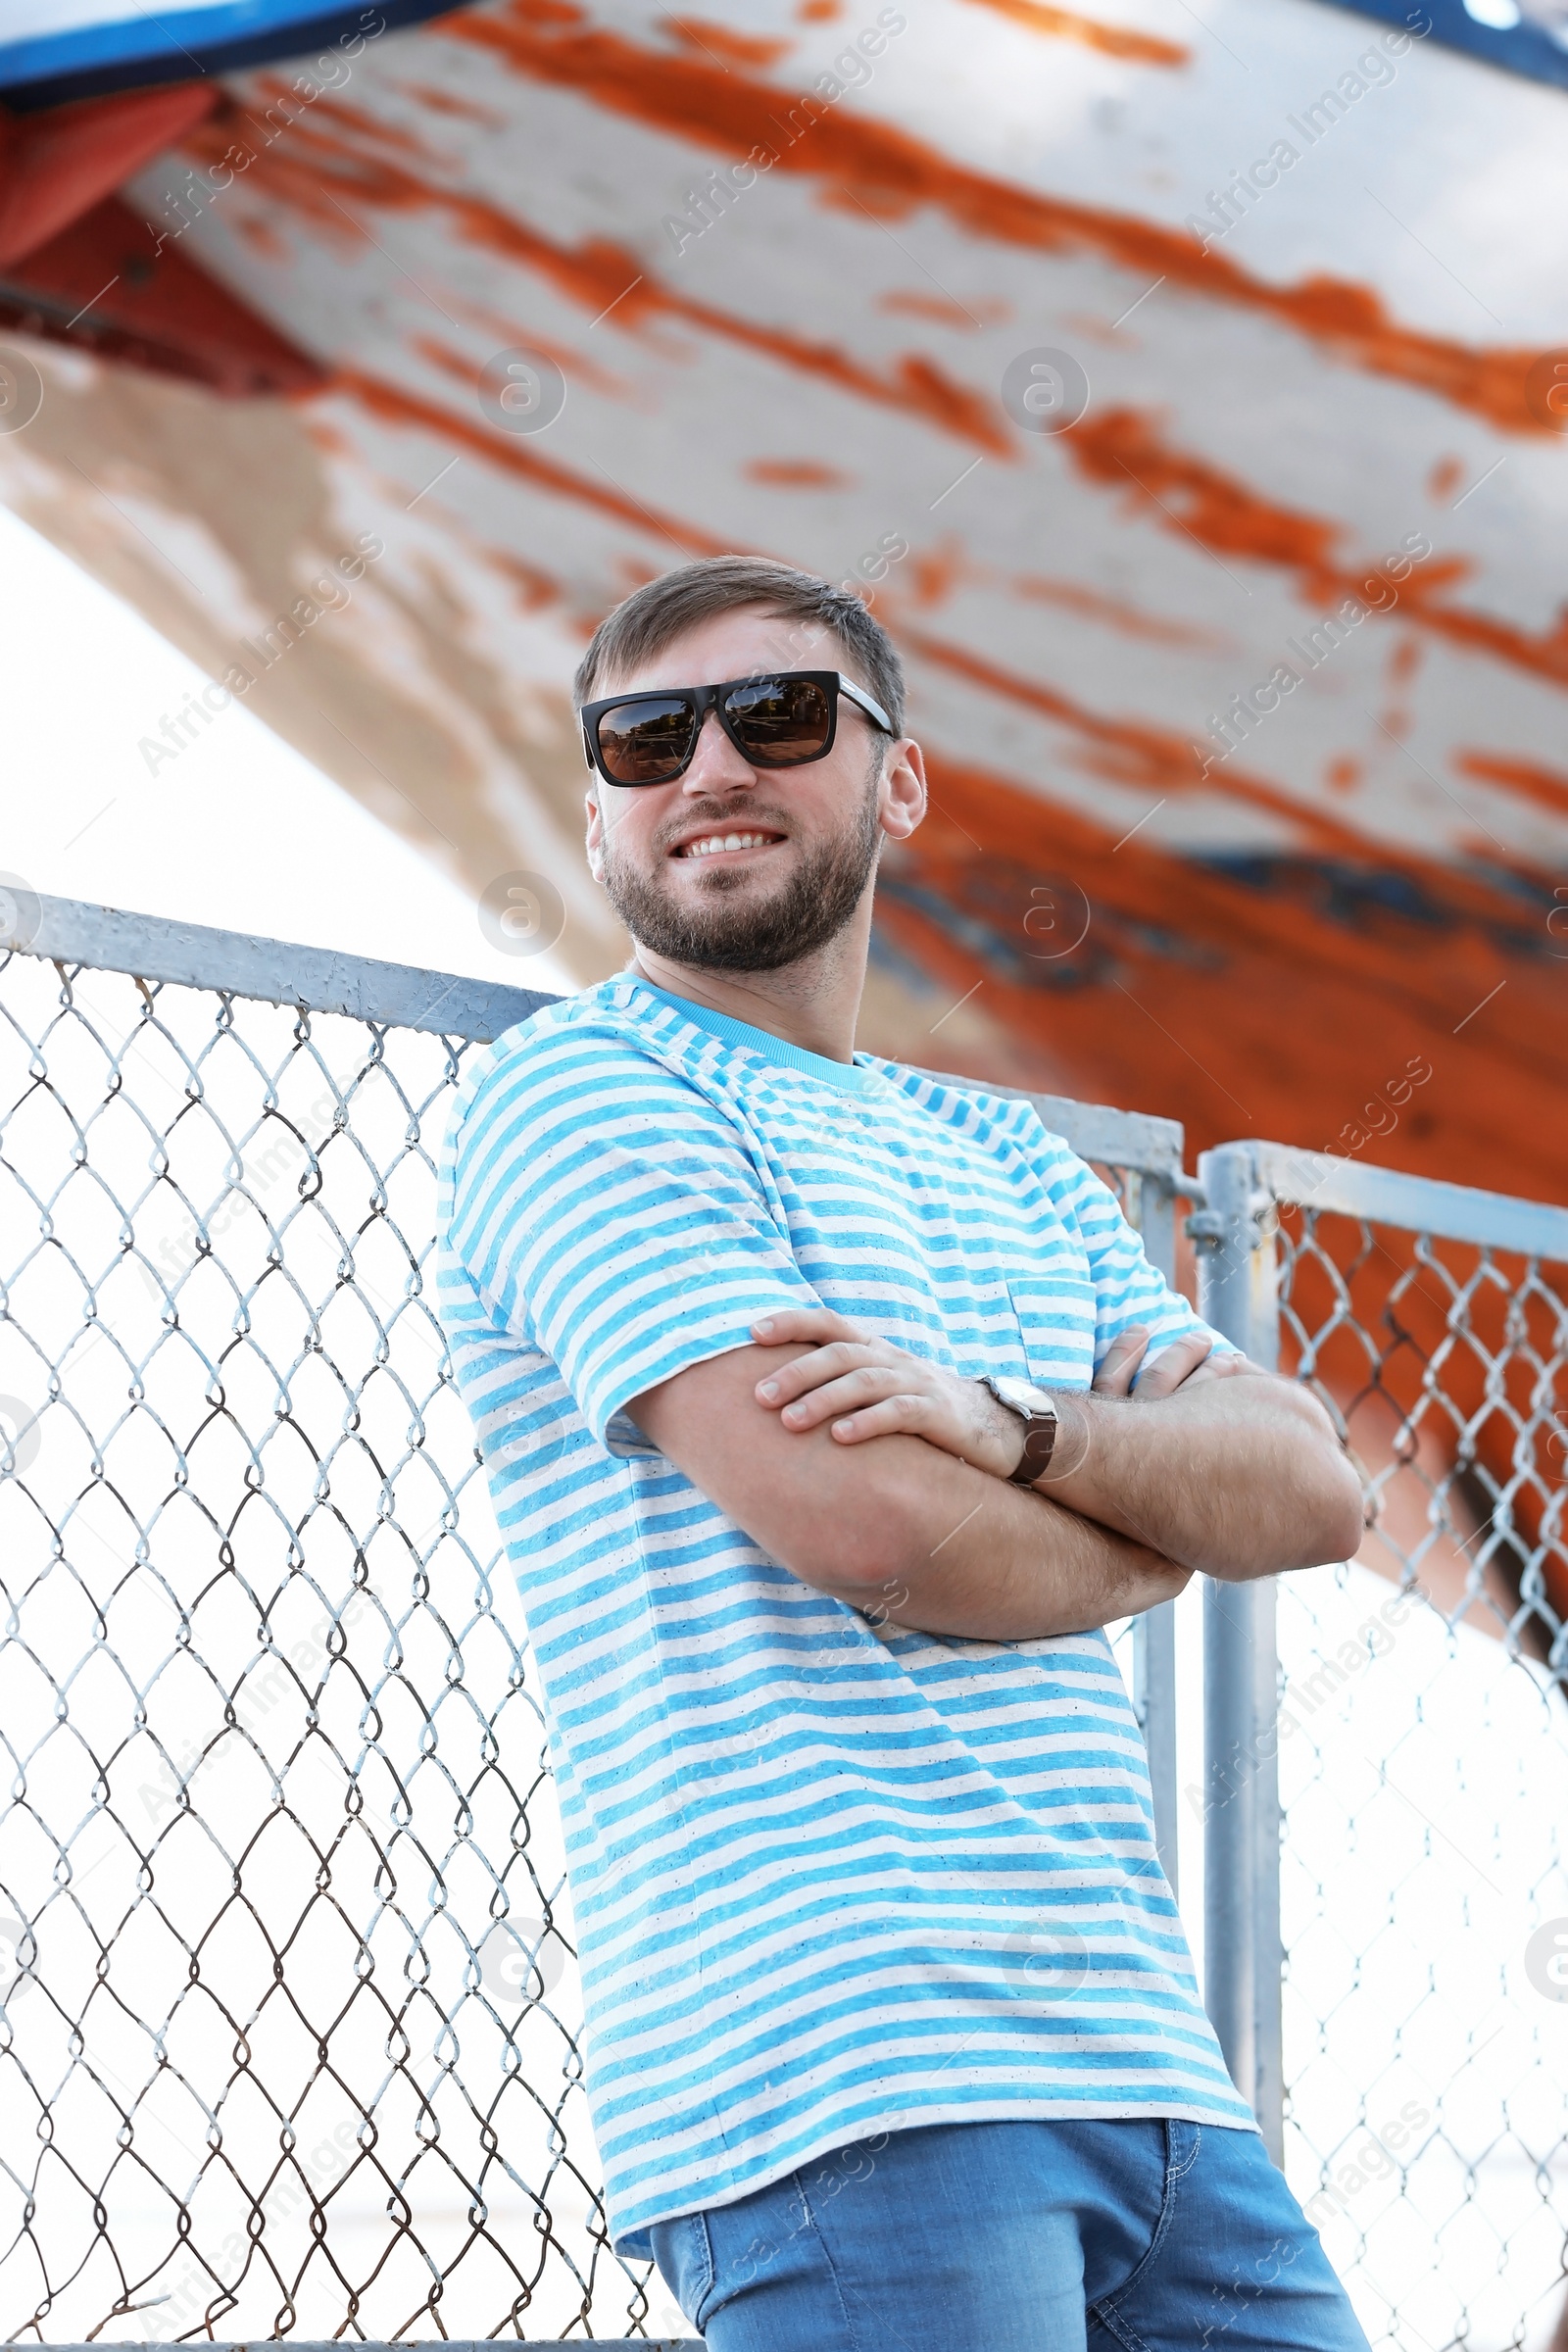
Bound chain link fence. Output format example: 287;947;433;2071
1268;1175;1568;2352
1;898;1564;2347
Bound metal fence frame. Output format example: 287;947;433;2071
4;893;1565;2344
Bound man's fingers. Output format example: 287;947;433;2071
1094;1326;1151;1396
752;1306;865;1348
825;1396;935;1446
777;1364;919;1429
1133;1332;1213;1397
756;1339;883;1405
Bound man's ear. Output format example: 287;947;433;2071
879;736;926;845
585;781;606;880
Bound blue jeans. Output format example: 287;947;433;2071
650;2117;1370;2351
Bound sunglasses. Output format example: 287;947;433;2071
579;668;894;788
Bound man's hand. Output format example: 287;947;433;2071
749;1306;1028;1479
750;1308;1237;1478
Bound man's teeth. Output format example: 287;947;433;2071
681;832;774;858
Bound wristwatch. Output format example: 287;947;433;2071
980;1374;1059;1486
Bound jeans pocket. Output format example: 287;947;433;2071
651;2206;716;2332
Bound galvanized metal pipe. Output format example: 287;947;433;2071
1192;1141;1285;2166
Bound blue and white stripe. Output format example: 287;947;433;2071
437;977;1255;2255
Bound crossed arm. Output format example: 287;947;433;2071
628;1311;1365;1643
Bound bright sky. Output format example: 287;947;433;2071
0;505;577;996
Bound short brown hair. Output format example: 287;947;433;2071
572;556;906;734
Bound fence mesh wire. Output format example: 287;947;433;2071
3;935;1567;2348
0;947;642;2343
1272;1203;1568;2351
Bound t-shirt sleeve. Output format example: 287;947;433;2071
1031;1124;1239;1389
445;1021;820;1456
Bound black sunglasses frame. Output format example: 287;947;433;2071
578;668;894;788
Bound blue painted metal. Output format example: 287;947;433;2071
1314;0;1568;93
0;0;465;110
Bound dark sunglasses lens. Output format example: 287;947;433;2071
723;676;832;765
595;695;696;784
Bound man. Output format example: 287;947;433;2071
437;556;1369;2350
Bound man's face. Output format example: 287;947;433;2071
583;607;921;973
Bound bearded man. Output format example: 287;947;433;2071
437;556;1368;2352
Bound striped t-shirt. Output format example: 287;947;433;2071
436;976;1255;2255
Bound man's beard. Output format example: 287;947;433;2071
598;767;883;973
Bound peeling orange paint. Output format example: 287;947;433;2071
1010;569;1230;651
336;366;737;555
1427;454;1463;502
878;289;1010;327
664;18;793;66
414;326;624;400
184;102;1015;456
908;542;966;608
959;0;1188;66
398;82;511;128
1064;407;1568;695
437;11;1561;438
1457;751;1568;821
897;622;1379;852
744;458;854;486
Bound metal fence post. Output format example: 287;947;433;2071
1130;1168;1181;1897
1190;1141;1284;2164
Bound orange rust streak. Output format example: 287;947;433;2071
440;12;1556;438
959;0;1188;66
897;624;1376;853
336;367;736;556
1010;571;1230;651
878;289;1009;326
1066;407;1568;695
664;18;793;65
1457;752;1568;821
745;459;854;485
413;325;623;398
181;102;1012;457
397;82;510;128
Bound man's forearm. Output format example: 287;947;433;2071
631;1342;1187;1642
1033;1372;1365;1579
835;1467;1190;1642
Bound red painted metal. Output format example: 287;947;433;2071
0;188;324;390
0;84;219;264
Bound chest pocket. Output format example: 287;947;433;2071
1004;1263;1099;1392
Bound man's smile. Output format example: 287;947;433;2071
668;825;788;861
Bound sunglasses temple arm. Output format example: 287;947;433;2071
838;675;895;735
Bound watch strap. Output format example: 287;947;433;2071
1007;1409;1057;1486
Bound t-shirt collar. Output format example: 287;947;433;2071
627;978;874;1095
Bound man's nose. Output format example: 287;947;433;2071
680;706;756;793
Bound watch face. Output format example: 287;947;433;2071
995;1376;1055;1417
